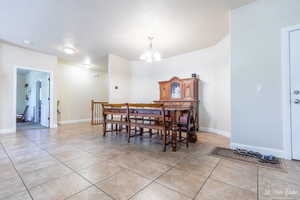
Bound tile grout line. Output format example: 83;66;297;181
126;162;179;200
154;181;194;199
125;152;195;200
22;135;118;200
63;185;95;200
0;142;35;200
204;160;260;196
12;130;229;200
191;157;222;200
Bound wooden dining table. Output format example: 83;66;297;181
103;105;195;151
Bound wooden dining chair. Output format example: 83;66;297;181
101;103;129;136
128;104;170;151
177;109;192;148
16;105;29;122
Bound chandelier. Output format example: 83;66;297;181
140;36;161;63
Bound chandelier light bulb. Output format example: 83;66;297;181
140;36;161;62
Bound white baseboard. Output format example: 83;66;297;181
199;127;230;138
58;119;90;125
230;143;285;158
0;128;16;134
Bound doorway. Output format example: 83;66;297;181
282;24;300;160
16;68;50;130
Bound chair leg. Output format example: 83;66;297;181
186;129;189;148
128;126;131;143
163;129;167;152
140;128;144;136
179;128;182;141
103;122;107;136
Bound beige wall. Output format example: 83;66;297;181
130;36;231;136
0;42;109;133
231;0;300;157
108;36;231;136
0;42;58;132
108;54;131;103
56;64;108;124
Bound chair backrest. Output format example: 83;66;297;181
23;105;29;115
128;103;166;122
102;103;129;120
179;110;191;125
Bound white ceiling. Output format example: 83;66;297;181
0;0;254;67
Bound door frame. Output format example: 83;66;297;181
13;66;55;131
282;24;300;160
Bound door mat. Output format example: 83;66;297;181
211;147;286;171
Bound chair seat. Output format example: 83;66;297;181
130;122;165;130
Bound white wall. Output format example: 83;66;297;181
231;0;300;157
0;42;58;132
56;64;108;124
108;36;231;136
108;54;131;103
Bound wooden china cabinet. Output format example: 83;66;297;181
154;76;200;141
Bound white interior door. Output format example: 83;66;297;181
290;29;300;160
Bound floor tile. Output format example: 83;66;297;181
195;179;257;200
30;173;91;200
1;123;281;200
14;156;59;174
64;155;104;171
0;151;7;160
78;161;122;183
7;147;45;158
131;182;191;200
68;186;112;200
0;176;27;199
86;147;126;160
175;156;219;178
156;167;207;198
189;143;216;157
259;166;300;187
5;191;32;200
128;158;172;180
0;166;18;182
50;149;93;162
0;158;19;181
146;152;188;166
211;159;257;193
10;150;50;164
21;163;73;188
284;159;300;174
259;167;300;200
96;169;151;200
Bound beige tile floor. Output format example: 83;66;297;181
0;123;299;200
